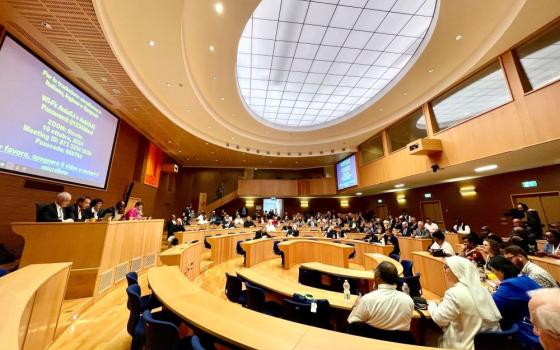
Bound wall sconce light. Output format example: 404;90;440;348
460;186;476;197
245;200;254;207
377;199;383;204
397;194;406;203
340;199;349;208
300;200;309;208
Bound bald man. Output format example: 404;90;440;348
528;289;560;350
37;192;74;222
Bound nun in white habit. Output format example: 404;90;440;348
428;256;502;350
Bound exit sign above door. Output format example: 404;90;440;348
521;180;538;188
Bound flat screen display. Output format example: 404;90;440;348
336;154;358;190
263;198;283;216
0;36;119;189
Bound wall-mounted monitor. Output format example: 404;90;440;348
336;154;358;190
0;35;119;189
263;198;283;216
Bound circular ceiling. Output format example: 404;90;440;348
236;0;437;130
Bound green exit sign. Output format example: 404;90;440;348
424;193;432;198
522;180;538;188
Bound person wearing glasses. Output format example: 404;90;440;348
487;256;541;349
428;256;501;350
503;245;557;288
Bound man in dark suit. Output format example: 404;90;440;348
401;221;413;237
103;200;126;219
37;192;73;222
65;196;91;222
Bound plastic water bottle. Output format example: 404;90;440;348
343;280;351;301
402;282;410;296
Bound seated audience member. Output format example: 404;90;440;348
286;223;299;237
487;256;541;348
222;216;236;229
265;220;276;233
428;230;456;256
124;201;143;220
503;245;557;288
424;218;439;233
209;211;221;225
482;238;501;269
511;227;538;254
324;225;339;239
382;229;400;260
37;192;74;222
528;289;560;350
461;234;485;266
452;218;471;234
243;216;256;227
166;215;185;238
480;225;503;244
412;221;430;238
401;221;413;237
66;195;91;222
539;230;560;259
233;214;244;226
196;212;208;225
85;198;103;220
347;262;414;331
166;235;179;248
103;200;125;219
253;229;271;239
428;256;501;350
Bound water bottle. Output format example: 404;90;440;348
343;280;351;301
402;282;410;296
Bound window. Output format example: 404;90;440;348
431;60;511;131
360;134;384;164
516;23;560;91
387;109;427;152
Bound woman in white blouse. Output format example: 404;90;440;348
428;256;501;350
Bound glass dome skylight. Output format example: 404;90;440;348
236;0;437;129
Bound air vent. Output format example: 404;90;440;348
114;261;129;283
143;253;156;268
98;268;114;294
130;256;143;272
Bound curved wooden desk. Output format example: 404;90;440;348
149;266;435;350
398;237;432;261
444;233;468;248
207;231;255;264
530;255;560;282
301;262;376;280
1;263;71;350
159;241;203;280
411;252;451;298
12;220;163;299
278;240;354;269
363;253;404;276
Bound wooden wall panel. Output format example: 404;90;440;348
238;178;336;197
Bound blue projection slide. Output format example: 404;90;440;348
0;37;118;188
336;155;358;190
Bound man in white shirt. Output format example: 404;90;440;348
347;261;414;331
429;230;456;256
265;220;276;233
425;218;439;233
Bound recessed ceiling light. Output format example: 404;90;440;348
186;158;190;160
205;142;209;145
214;2;224;14
215;159;219;162
427;68;435;73
242;160;246;162
402;92;407;96
212;75;217;80
112;89;120;94
455;35;463;41
165;82;172;87
207;126;212;129
378;108;383;112
178;150;182;153
41;21;53;29
209;45;215;52
474;164;497;172
210;151;214;154
148;40;156;47
356;192;363;196
168;140;172;144
219;97;225;101
100;77;108;82
395;183;405;188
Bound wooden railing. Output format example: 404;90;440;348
203;190;239;213
238;178;336;197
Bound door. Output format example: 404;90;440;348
420;200;445;228
513;192;560;230
375;205;388;219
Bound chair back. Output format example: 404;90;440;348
474;323;520;350
298;267;322;288
191;335;206;350
273;240;282;255
389;253;400;261
236;240;245;256
282;299;312;325
143;309;179;350
404;273;422;297
204;235;211;249
290;294;331;329
126;284;143;336
245;282;266;312
345;243;356;259
35;203;49;221
346;322;416;344
224;273;243;303
401;260;414;278
126;271;139;286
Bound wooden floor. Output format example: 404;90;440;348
49;256;429;349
